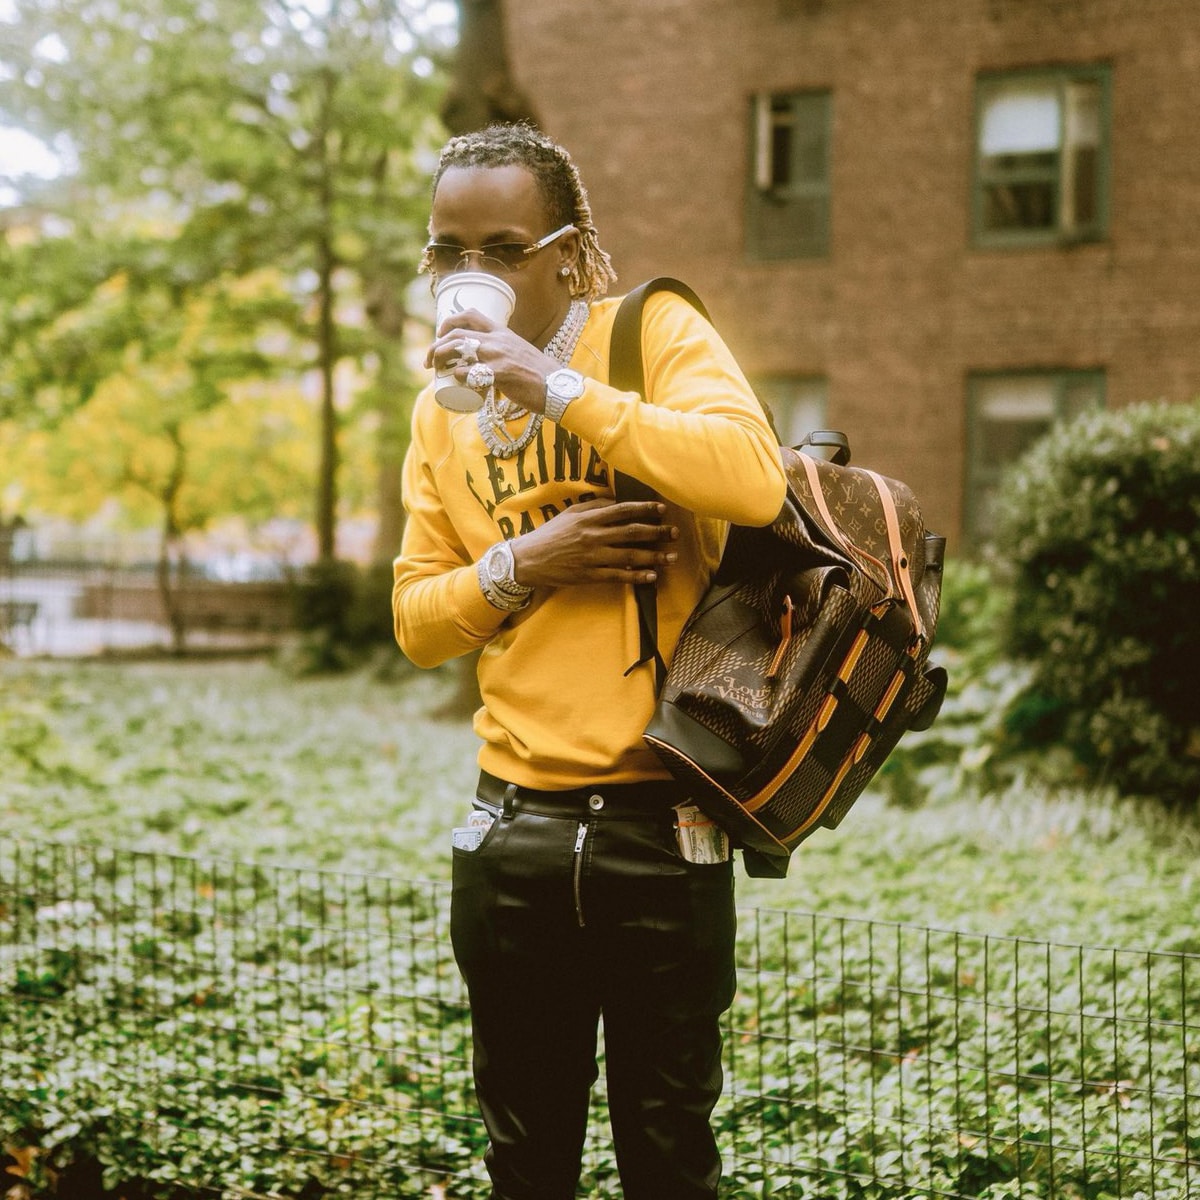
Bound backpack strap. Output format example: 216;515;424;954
609;279;710;692
864;468;926;643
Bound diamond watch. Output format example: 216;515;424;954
478;539;533;612
543;367;586;423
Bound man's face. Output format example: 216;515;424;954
428;164;578;344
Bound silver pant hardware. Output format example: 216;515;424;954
572;821;589;927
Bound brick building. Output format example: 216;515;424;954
501;0;1200;545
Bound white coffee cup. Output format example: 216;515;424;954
433;272;517;412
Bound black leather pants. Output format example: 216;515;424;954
450;771;737;1200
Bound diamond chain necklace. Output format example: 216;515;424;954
477;300;590;459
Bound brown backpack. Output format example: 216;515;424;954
612;280;947;877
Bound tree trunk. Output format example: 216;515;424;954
363;263;409;566
158;427;188;655
442;0;540;134
315;68;340;563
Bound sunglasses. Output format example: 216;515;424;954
425;224;575;277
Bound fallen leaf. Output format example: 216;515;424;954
3;1145;37;1180
1094;1078;1136;1108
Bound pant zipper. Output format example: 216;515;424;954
572;821;589;927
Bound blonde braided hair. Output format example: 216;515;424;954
420;123;618;301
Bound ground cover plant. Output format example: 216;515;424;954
2;656;1198;1198
3;656;1198;945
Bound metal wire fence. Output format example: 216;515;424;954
2;837;1197;1199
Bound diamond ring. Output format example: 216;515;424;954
465;362;495;392
458;337;481;365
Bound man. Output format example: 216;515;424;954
393;123;785;1200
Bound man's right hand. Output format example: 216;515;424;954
509;499;679;588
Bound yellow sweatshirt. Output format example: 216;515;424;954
393;290;786;790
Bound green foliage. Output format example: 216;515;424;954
874;558;1038;809
3;659;1200;1197
991;399;1200;806
2;869;474;1198
0;0;447;550
0;660;469;872
345;561;403;649
928;556;1007;664
291;560;360;635
286;558;402;674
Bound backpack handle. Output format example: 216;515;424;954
797;429;851;466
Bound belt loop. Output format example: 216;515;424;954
502;782;518;821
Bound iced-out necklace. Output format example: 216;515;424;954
477;300;590;459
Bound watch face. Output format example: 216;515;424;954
485;544;511;582
549;369;585;400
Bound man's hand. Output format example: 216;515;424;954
428;310;559;414
510;499;679;588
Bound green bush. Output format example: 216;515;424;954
344;560;400;648
991;398;1200;805
286;560;400;674
928;556;1007;662
874;558;1030;807
291;560;359;637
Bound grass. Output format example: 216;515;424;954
2;654;1197;952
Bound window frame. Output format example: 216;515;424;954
752;373;829;447
964;368;1106;541
971;65;1112;249
745;89;833;261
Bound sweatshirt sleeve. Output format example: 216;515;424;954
392;404;508;668
562;292;786;527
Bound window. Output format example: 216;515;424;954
974;67;1110;245
746;91;831;260
754;375;828;447
965;370;1104;539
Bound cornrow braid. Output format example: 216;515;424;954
420;123;618;301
